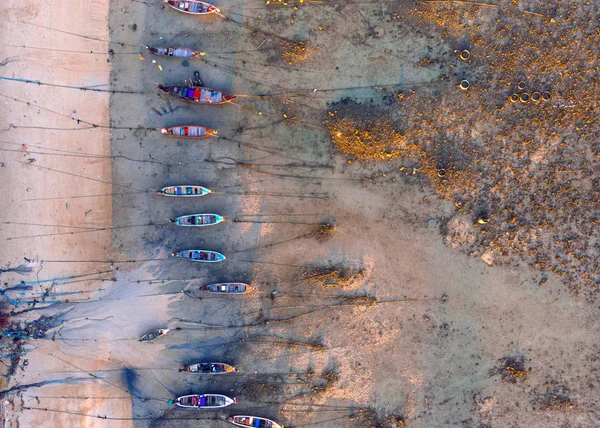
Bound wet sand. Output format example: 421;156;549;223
3;0;600;427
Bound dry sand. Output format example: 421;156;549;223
2;0;599;427
0;0;126;425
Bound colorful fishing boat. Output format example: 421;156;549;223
175;394;236;409
170;214;224;227
139;328;170;342
228;416;283;428
164;0;219;15
200;283;255;294
172;250;226;262
158;185;211;197
149;47;202;58
179;362;237;374
160;125;218;138
158;84;237;104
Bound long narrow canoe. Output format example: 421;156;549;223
158;85;237;105
179;362;237;374
172;250;226;262
164;0;219;15
158;185;211;197
228;416;283;428
150;47;201;58
171;214;224;227
176;394;236;409
160;126;217;139
200;283;255;294
139;328;170;342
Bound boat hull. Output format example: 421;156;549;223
158;186;211;197
180;362;237;374
200;283;254;294
228;416;282;428
139;328;170;342
160;126;217;139
172;250;226;262
158;85;237;105
173;214;224;227
165;0;218;15
150;47;195;58
176;394;236;409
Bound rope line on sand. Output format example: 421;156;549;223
216;12;297;45
0;76;147;94
0;147;173;167
38;258;168;264
420;0;497;6
17;21;143;48
4;223;168;241
23;192;138;202
27;164;147;192
21;408;219;421
21;189;326;202
49;353;168;403
0;44;139;55
1;43;276;56
0;93;114;130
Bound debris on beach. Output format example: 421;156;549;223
325;106;409;161
308;222;335;241
0;314;62;377
0;263;34;275
340;295;376;307
349;407;406;427
325;40;599;293
533;380;575;411
443;216;476;249
494;355;531;383
321;369;339;388
301;266;364;288
281;40;314;65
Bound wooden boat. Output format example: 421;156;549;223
164;0;219;15
179;362;237;373
160;125;217;139
176;393;236;409
172;250;226;262
228;416;283;428
200;283;254;294
171;214;224;227
150;47;202;58
139;328;170;342
158;84;237;105
158;185;211;197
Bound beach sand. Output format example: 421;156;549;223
2;0;600;427
0;0;125;425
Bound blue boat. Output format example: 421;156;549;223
172;250;226;263
170;214;224;227
158;185;211;198
228;416;283;428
